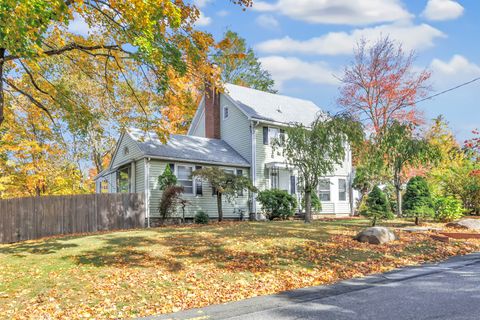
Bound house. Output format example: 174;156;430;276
95;83;354;224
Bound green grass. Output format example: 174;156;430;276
0;219;476;319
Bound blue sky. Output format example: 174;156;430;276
194;0;479;142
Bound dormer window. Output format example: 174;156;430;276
223;106;229;119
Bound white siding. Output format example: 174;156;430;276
220;95;252;163
190;100;206;137
148;160;250;219
111;133;143;169
135;159;145;193
253;123;352;215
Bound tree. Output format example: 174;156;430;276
192;167;256;222
362;186;393;226
465;129;480;161
158;166;177;191
338;37;431;135
213;30;276;93
380;122;439;216
0;0;252;128
403;176;434;225
274;113;363;222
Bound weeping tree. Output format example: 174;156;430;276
379;122;440;216
192;167;256;222
274;113;363;222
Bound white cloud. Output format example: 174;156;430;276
259;56;338;89
195;11;212;26
68;14;94;36
422;0;464;21
194;0;212;8
217;10;229;17
253;0;412;25
256;14;280;29
256;22;445;56
430;55;480;88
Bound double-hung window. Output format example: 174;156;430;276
318;179;331;201
263;127;281;145
338;178;347;201
177;165;194;194
117;166;130;193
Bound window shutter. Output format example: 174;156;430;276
169;163;175;172
280;129;285;143
263;126;268;145
290;175;296;195
195;166;203;196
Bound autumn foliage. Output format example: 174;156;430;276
338;37;431;135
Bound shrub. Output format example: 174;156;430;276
158;165;177;191
257;189;298;220
362;186;394;226
194;211;209;224
301;191;322;214
434;196;464;222
403;176;434;225
159;185;183;220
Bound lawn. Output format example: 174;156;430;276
1;219;480;319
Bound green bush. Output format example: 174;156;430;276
194;211;209;224
361;186;394;226
158;165;177;191
403;176;434;225
301;191;322;214
257;189;298;220
434;196;464;222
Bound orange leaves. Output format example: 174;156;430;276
1;221;480;319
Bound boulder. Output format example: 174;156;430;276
354;227;398;245
446;219;480;230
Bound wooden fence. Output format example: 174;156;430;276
0;193;145;244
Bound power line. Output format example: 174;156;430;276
414;76;480;105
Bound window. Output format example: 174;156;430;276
117;166;130;193
177;165;194;194
195;166;203;196
318;179;331;201
339;178;347;201
290;176;296;195
223;106;229;119
237;169;244;196
123;146;129;156
270;168;279;189
263;126;281;145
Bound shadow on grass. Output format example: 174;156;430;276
0;239;79;255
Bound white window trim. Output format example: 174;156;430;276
338;178;348;202
223;106;229;120
175;164;195;195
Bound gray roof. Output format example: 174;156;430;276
224;83;324;126
127;128;250;167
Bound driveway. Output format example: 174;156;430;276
145;252;480;320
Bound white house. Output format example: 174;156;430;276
95;83;355;223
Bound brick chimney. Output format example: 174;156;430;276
204;81;221;139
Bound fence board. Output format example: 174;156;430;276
0;193;145;243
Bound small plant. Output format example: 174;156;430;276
159;185;184;221
361;186;394;226
257;189;297;220
434;196;464;222
301;191;322;214
158;165;177;191
194;211;209;224
403;176;434;225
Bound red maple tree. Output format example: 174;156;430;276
338;37;431;135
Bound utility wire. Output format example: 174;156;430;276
414;76;480;105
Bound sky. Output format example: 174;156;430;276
193;0;479;142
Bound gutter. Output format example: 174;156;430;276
251;120;260;219
145;157;151;228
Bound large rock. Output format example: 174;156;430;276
354;227;398;244
446;219;480;230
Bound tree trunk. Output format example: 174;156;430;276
217;193;223;222
0;48;5;127
394;174;402;217
372;216;377;226
304;190;312;223
415;216;419;226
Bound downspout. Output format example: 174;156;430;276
251;120;259;220
145;157;151;228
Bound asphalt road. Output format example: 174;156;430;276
147;253;480;320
